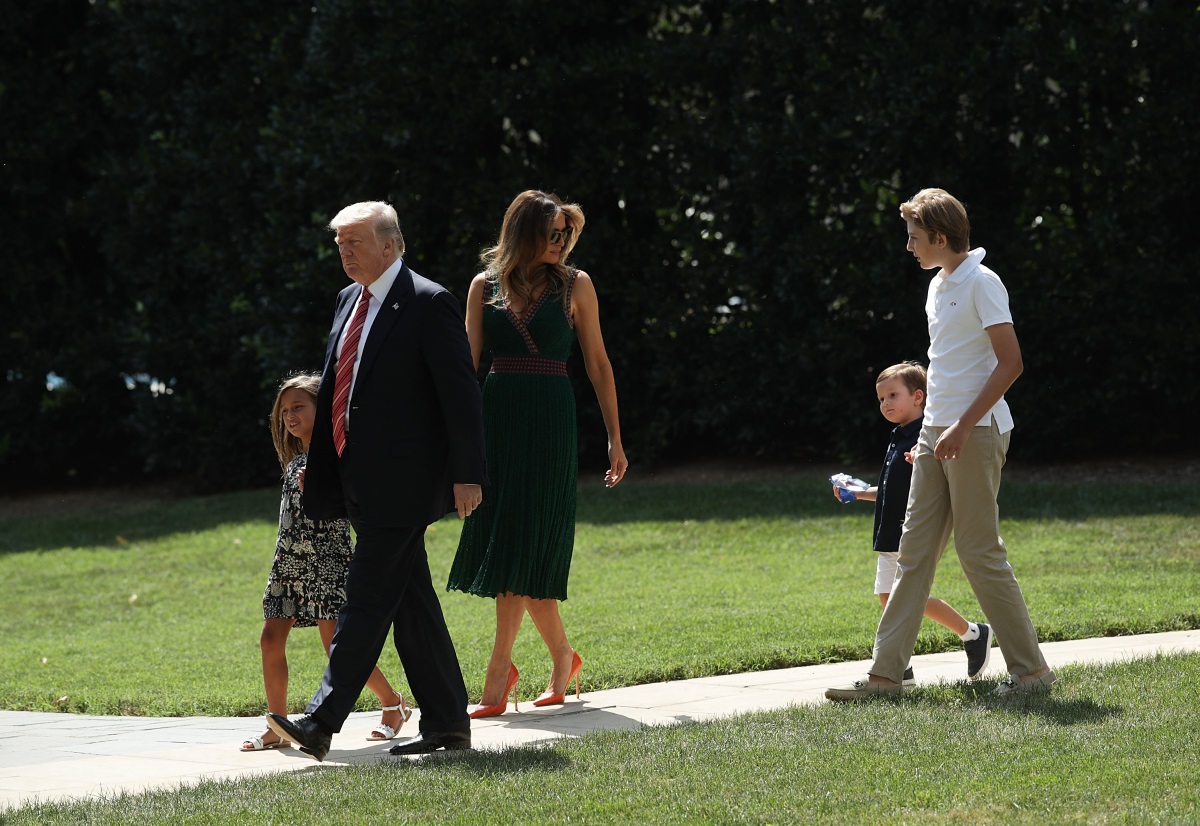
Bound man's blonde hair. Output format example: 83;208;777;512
329;201;406;257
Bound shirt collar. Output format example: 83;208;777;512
939;247;986;285
893;415;924;440
364;257;403;302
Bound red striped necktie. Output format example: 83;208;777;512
331;287;371;456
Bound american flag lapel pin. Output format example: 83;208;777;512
392;303;400;310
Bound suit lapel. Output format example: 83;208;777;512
324;284;359;373
356;261;414;386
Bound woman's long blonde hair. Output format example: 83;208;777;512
270;372;321;470
483;190;584;308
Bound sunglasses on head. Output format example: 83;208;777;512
548;226;574;245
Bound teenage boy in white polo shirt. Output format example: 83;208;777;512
827;188;1055;700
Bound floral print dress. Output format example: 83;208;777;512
262;453;353;626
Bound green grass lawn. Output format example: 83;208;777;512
2;470;1198;823
2;471;1196;716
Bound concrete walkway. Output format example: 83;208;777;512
2;630;1197;812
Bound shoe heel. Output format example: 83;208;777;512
507;663;520;713
571;651;583;699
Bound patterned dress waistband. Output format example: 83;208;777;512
489;356;569;376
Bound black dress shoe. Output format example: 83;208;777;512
387;729;471;755
266;713;332;762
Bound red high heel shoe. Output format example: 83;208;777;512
469;663;520;719
533;651;582;707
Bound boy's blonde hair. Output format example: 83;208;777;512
899;188;971;253
270;372;321;469
876;361;927;404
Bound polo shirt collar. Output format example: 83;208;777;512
894;416;923;440
940;247;987;284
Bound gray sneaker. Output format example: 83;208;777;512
902;666;915;686
964;623;993;680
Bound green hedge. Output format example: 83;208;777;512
3;1;1196;492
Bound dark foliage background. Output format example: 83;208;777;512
2;1;1196;494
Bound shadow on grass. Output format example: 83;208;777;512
377;743;574;775
0;488;280;555
987;696;1125;725
916;680;1124;726
577;476;1200;526
237;742;573;778
4;473;1198;555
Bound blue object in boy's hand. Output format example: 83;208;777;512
830;473;869;504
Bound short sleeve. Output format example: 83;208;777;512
974;270;1013;329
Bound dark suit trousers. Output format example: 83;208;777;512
305;453;470;735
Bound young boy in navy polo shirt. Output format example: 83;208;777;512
832;361;991;683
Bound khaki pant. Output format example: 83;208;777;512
870;420;1047;682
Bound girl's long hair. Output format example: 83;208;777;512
483;190;584;308
270;372;320;470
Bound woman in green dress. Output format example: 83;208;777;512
447;190;627;717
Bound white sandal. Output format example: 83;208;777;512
366;695;413;741
240;733;289;751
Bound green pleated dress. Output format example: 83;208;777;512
447;272;579;600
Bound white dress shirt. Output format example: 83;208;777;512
336;257;403;428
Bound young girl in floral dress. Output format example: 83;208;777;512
241;373;410;751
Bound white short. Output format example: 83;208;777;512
874;551;901;595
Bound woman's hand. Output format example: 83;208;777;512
605;443;628;488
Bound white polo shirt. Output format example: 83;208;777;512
923;247;1015;433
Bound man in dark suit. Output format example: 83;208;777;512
268;201;487;760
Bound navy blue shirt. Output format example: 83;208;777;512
872;416;923;553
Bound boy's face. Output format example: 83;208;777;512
877;377;924;427
905;217;949;271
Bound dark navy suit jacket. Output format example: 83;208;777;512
303;261;487;528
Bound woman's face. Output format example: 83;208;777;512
537;212;571;266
